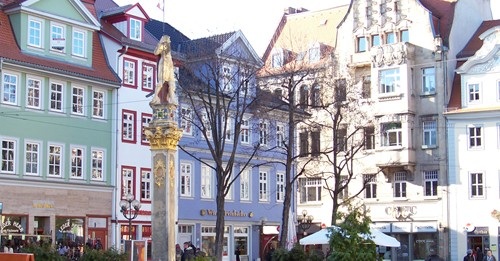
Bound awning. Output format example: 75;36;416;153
299;227;400;247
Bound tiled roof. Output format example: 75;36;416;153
99;4;131;18
145;19;191;52
419;0;457;46
0;10;120;85
262;5;349;62
180;32;235;58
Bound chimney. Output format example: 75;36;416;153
284;7;309;15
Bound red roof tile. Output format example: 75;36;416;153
418;0;457;46
0;10;120;85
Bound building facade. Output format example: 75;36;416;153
0;0;120;251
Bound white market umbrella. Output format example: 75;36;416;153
299;227;400;247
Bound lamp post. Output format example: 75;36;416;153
120;193;141;240
297;209;314;236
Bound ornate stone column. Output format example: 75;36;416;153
145;35;182;261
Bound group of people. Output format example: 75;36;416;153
176;241;206;261
464;247;497;261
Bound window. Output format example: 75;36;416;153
394;172;407;198
240;167;250;201
381;122;402;147
400;30;409;42
1;139;15;173
364;126;375;150
299;85;308;109
386;32;396;44
25;142;39;175
311;131;321;156
50;23;65;52
129;18;142;41
259;170;269;201
422;67;436;94
299;132;309;157
142;63;155;91
180;162;192;197
371;34;381;47
364;174;377;199
122;167;134;198
24;78;41;109
240;117;249;144
224;116;233;142
50;82;63;112
468;83;480;102
357;36;367;52
276;172;285;202
72;29;85;57
379;68;400;94
180;107;192;135
201;165;213;199
3;73;18;105
91;149;104;181
92;90;105;118
362;75;371;98
299;177;321;203
423;170;438;196
311;85;321;106
124;59;137;87
201;112;212;139
308;43;320;63
422;120;437;147
470;172;484;198
276;123;285;148
72;86;85;115
141;113;152;145
48;144;62;177
335;79;347;102
28;18;42;48
271;50;283;68
71;147;84;178
336;128;347;152
468;125;482;149
122;110;137;143
338;176;349;199
222;65;233;92
141;169;152;201
259;121;268;146
497;81;500;100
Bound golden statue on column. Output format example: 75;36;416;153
150;35;177;105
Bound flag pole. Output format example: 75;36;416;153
162;0;166;35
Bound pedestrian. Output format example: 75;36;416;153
476;247;484;261
425;248;443;261
464;249;474;261
485;249;497;261
181;241;195;261
175;244;183;261
235;245;241;261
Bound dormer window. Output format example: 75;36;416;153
50;22;66;52
271;49;283;68
28;17;43;48
130;18;142;41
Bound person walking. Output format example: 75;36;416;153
175;244;183;261
181;241;195;261
485;249;497;261
464;249;475;261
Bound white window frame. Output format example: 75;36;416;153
468;125;483;149
122;110;136;143
224;116;233;142
2;72;19;105
470;172;485;199
299;177;322;203
72;28;86;57
422;67;436;94
122;167;134;198
142;63;155;91
49;82;64;112
180;106;192;135
276;172;285;202
123;59;136;86
308;43;320;62
1;138;16;174
92;89;105;119
201;165;213;199
26;77;42;109
276;123;285;148
240;116;250;145
71;86;85;115
50;22;66;52
423;170;438;197
129;18;142;41
201;112;212;139
141;113;152;145
28;17;43;48
25;141;40;176
70;146;85;179
497;81;500;101
381;122;402;147
364;174;377;199
422;120;437;148
91;148;104;181
467;83;481;103
48;144;63;177
271;49;283;68
240;166;250;201
140;169;152;201
222;65;233;92
379;68;400;94
394;172;407;198
180;162;192;197
259;120;268;146
259;169;269;202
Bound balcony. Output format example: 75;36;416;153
375;146;416;174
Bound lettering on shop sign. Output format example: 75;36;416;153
59;219;79;233
32;200;55;209
1;217;24;233
200;209;251;217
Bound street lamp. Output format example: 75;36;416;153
120;193;141;240
297;209;314;236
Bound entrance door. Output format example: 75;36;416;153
88;229;107;249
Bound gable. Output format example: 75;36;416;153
457;26;500;74
22;0;99;29
126;5;147;20
218;31;263;67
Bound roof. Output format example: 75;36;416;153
180;32;235;58
418;0;457;46
145;19;191;52
0;9;120;85
262;5;349;61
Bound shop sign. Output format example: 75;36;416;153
412;222;437;233
32;200;55;209
200;209;251;217
392;222;412;233
371;223;391;233
58;219;80;234
1;217;24;233
468;226;489;235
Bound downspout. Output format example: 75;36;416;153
112;45;128;249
